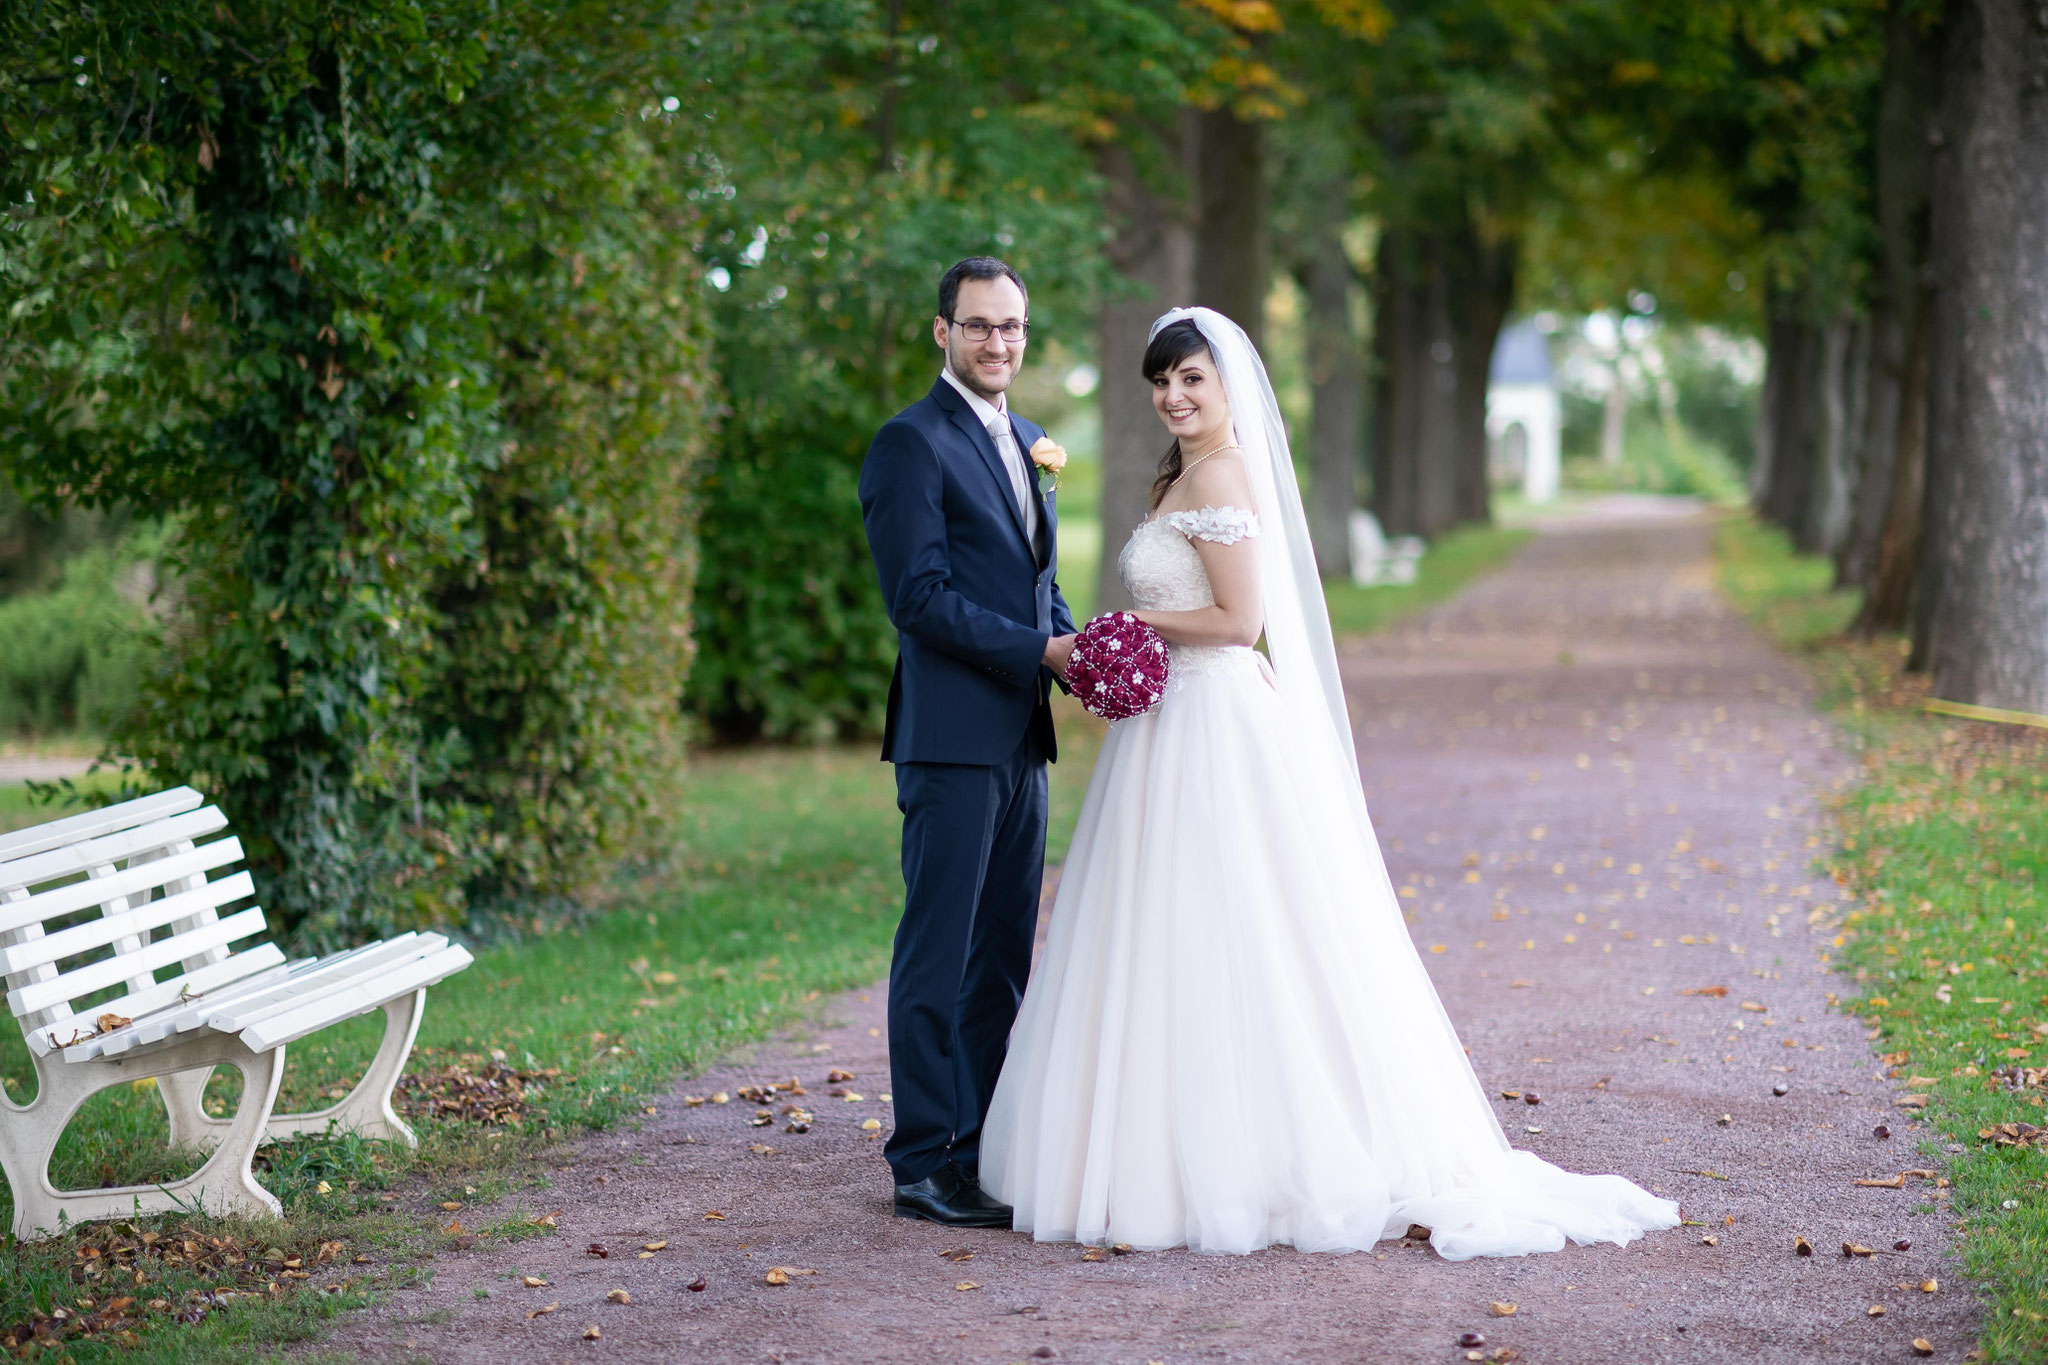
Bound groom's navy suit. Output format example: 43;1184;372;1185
858;375;1075;1186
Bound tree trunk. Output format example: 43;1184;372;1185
1192;107;1268;351
1295;219;1363;578
1801;316;1856;557
1854;0;1940;635
1370;228;1424;538
1838;301;1902;591
1759;314;1822;537
1094;131;1196;614
1449;226;1515;526
1599;361;1627;467
1917;0;2048;710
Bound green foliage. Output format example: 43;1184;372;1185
1715;512;2048;1365
2;3;709;943
1562;418;1746;504
681;2;1218;742
0;528;162;735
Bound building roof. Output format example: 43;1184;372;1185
1489;319;1554;385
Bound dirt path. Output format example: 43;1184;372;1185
325;499;1978;1364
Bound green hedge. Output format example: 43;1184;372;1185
0;535;160;737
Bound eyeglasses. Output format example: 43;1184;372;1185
948;318;1029;342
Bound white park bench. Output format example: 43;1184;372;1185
0;786;473;1238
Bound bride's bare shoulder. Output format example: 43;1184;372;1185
1180;449;1254;510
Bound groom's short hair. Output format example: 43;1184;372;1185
938;257;1027;321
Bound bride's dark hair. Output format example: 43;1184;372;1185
1142;319;1212;509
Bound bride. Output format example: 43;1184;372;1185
978;307;1681;1260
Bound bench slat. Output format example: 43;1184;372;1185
0;837;246;937
0;871;256;976
9;906;267;1019
0;808;230;895
204;934;446;1031
34;945;291;1058
0;788;203;865
238;945;473;1052
91;934;428;1057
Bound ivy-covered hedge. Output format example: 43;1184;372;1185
2;2;707;944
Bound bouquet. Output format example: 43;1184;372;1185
1065;612;1170;721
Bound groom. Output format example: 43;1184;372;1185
857;257;1077;1227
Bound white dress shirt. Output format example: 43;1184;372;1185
940;366;1039;545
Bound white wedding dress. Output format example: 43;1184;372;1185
979;309;1680;1261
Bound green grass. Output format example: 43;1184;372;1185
1715;512;2048;1365
1323;522;1533;639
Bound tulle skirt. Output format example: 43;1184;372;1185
980;649;1680;1259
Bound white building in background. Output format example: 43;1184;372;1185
1487;319;1562;503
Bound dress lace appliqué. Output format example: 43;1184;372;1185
1113;506;1267;699
1162;505;1260;545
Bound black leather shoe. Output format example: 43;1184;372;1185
894;1164;1013;1227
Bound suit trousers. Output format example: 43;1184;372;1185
886;723;1047;1185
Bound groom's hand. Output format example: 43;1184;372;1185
1042;633;1077;677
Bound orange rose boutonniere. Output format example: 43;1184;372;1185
1028;436;1067;493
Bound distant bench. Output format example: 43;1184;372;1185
0;787;472;1238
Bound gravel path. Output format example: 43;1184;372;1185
325;499;1979;1364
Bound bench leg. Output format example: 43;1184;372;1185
264;988;425;1147
156;990;427;1150
2;1035;285;1240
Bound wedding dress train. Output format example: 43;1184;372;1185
979;486;1680;1260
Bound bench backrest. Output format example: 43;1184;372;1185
0;787;284;1056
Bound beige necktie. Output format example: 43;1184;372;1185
988;416;1039;542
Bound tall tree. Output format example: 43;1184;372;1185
1916;0;2048;710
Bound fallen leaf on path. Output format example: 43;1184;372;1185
749;1143;777;1154
443;1219;464;1234
764;1268;789;1286
939;1249;975;1263
1867;1304;1886;1317
606;1289;631;1304
1912;1341;1934;1358
1978;1122;2044;1148
683;1095;707;1107
1080;1248;1108;1262
1794;1236;1814;1256
525;1301;558;1319
1855;1175;1906;1188
1490;1301;1517;1317
583;1325;602;1340
521;1276;548;1288
1920;1279;1939;1293
1500;1090;1522;1100
1701;1235;1719;1246
1678;1170;1729;1181
1895;1095;1929;1110
1510;979;1535;988
1844;1243;1876;1258
1112;1243;1135;1256
702;1211;726;1221
827;1069;855;1083
527;1212;559;1228
1740;1001;1767;1012
1717;1114;1733;1126
860;1118;882;1131
711;1092;730;1104
955;1281;981;1291
643;1241;667;1251
439;1202;461;1212
1679;986;1729;997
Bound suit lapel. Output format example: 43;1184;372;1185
1010;413;1057;570
936;381;1035;554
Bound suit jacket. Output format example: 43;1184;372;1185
859;377;1077;765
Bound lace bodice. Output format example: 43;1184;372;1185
1115;506;1262;691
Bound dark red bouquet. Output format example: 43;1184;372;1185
1066;612;1170;721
